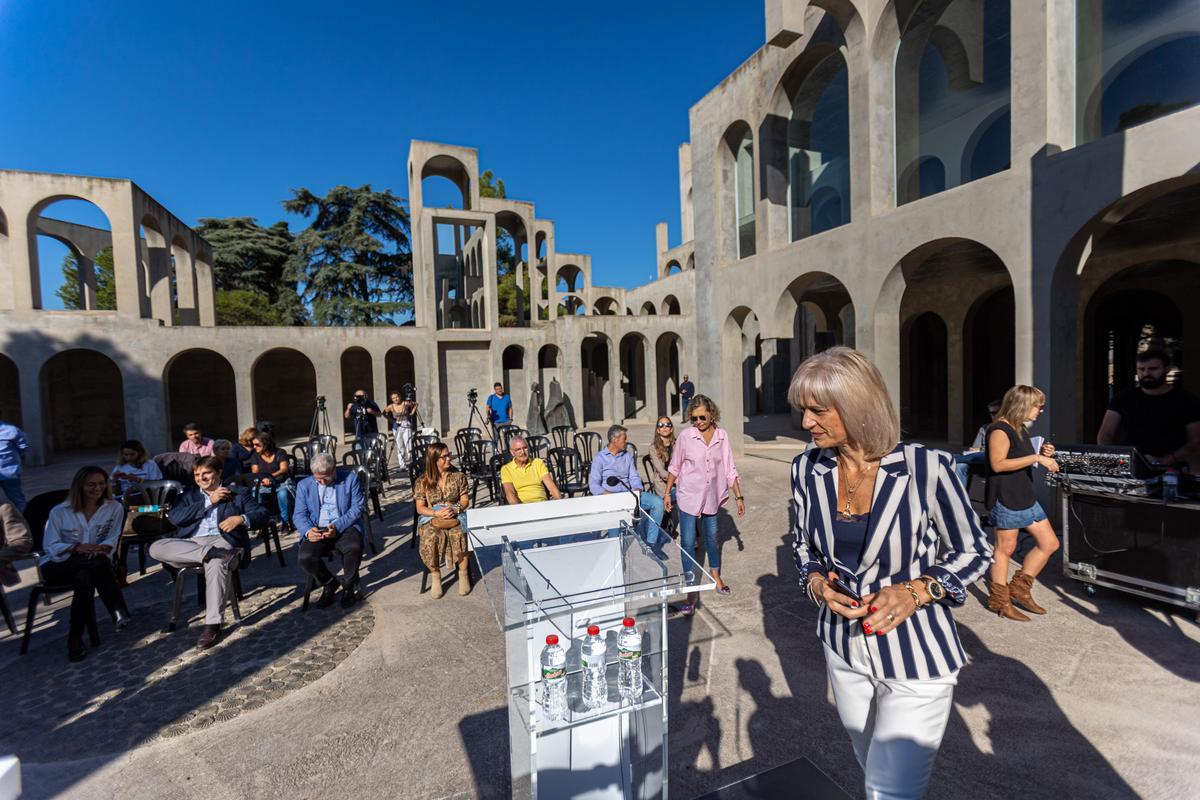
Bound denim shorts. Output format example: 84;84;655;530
990;500;1047;530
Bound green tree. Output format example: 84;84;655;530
55;247;116;310
283;185;412;326
195;216;305;324
214;289;292;326
481;169;531;327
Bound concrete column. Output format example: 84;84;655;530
77;253;97;310
124;363;168;455
314;353;342;443
196;261;216;326
11;205;39;309
113;219;145;318
944;321;965;447
0;220;11;310
234;360;256;434
642;335;658;420
17;358;45;465
145;243;173;325
606;339;619;425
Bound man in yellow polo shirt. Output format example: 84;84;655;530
501;437;563;504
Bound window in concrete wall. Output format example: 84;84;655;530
895;0;1011;205
421;156;471;210
252;348;318;441
619;334;648;420
496;211;529;328
33;199;115;311
385;346;416;399
1077;0;1200;143
666;261;682;276
663;295;681;315
581;334;611;424
734;130;756;259
39;349;125;456
502;345;527;423
787;48;851;240
641;302;657;315
164;349;237;447
340;347;375;438
719;122;756;264
0;353;20;426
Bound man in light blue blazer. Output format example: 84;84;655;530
293;453;366;608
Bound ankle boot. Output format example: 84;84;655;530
68;629;88;662
458;562;472;596
987;581;1029;621
430;569;443;599
1010;570;1047;614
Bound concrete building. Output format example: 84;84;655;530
2;0;1198;463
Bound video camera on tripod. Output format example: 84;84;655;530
401;382;417;403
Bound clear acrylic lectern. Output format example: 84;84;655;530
466;493;715;800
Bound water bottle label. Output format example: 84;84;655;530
618;649;640;661
542;666;565;680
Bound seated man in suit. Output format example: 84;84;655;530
294;453;366;609
152;456;267;649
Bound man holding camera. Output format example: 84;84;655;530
344;389;382;444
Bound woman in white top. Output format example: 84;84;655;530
42;466;132;661
110;439;162;498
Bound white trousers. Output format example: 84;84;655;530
394;424;413;469
824;638;957;800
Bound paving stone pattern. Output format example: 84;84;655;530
0;585;374;762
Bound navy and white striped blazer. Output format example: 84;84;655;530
791;442;993;680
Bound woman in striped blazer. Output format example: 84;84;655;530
789;347;993;800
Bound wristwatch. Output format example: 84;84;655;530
920;576;946;603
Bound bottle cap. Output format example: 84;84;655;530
546;635;558;645
622;617;635;627
587;625;600;635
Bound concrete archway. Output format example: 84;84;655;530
252;348;318;441
663;295;681;315
655;332;683;417
39;349;125;457
502;344;528;423
721;307;766;434
719;121;756;263
385;346;416;398
31;198;115;312
340;347;375;438
618;332;649;420
581;333;612;424
640;301;657;315
594;296;619;316
772;271;856;418
420;154;472;210
164;349;237;447
0;352;20;426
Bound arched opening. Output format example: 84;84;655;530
655;333;683;417
340;347;374;437
0;353;21;426
666;260;683;276
962;108;1012;183
502;345;528;424
780;29;852;240
894;238;1015;444
170;236;197;325
593;297;619;316
774;272;856;417
640;301;657;316
164;349;237;447
721;307;765;432
39;349;125;457
581;333;611;424
420;155;471;209
663;295;681;315
903;312;949;439
32;198;115;311
385;346;416;399
894;0;1012;205
556;264;583;294
1077;3;1200;143
619;333;648;420
0;207;10;309
252;348;318;441
719;122;756;262
140;215;169;322
496;210;529;327
558;293;585;316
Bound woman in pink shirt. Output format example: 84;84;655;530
664;394;745;614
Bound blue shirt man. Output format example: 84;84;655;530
678;375;695;420
293;454;367;608
588;425;665;543
0;421;30;512
486;383;513;425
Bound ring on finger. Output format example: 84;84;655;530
886;612;896;622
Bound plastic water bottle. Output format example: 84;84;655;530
540;634;567;722
617;617;642;702
1163;469;1179;502
581;624;608;710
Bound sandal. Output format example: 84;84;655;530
716;584;731;595
679;603;695;617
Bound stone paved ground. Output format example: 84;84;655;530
2;423;1199;799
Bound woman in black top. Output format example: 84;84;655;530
249;432;295;531
985;385;1060;621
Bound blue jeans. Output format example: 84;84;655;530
954;451;985;489
638;491;666;544
0;477;25;513
418;504;471;535
678;510;719;577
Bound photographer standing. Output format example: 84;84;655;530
344;388;382;444
486;383;513;428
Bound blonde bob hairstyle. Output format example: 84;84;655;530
995;385;1046;439
787;347;900;459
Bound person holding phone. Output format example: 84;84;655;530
789;347;992;800
294;453;366;609
984;385;1060;620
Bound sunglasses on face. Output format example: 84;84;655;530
438;455;451;461
657;422;673;429
691;415;709;422
252;442;264;448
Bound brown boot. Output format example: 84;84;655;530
1010;570;1047;615
987;581;1029;621
458;562;472;596
430;569;443;599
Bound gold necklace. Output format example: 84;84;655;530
838;458;875;519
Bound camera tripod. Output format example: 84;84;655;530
467;397;493;439
309;396;333;440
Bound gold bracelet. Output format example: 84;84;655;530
902;581;922;610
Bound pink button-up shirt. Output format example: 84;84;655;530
667;426;739;516
178;437;215;456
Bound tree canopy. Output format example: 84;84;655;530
195;216;305;324
283;185;412;326
55;247;116;310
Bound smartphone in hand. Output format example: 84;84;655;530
829;577;862;604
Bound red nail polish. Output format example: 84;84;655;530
869;606;878;613
875;631;883;636
850;601;859;608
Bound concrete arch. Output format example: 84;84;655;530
718;120;756;263
663;295;681;315
385;346;416;397
581;332;613;423
618;331;650;420
170;234;197;325
721;306;766;443
640;301;657;315
28;197;115;312
655;331;685;417
140;213;170;322
420;154;473;210
39;348;126;457
501;344;528;420
340;346;374;437
251;347;318;441
961;105;1012;182
666;260;683;275
555;263;583;293
1080;32;1200;141
0;352;20;426
593;296;620;316
164;348;236;446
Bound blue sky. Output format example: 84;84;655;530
0;0;764;308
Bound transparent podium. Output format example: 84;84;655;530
466;494;715;800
